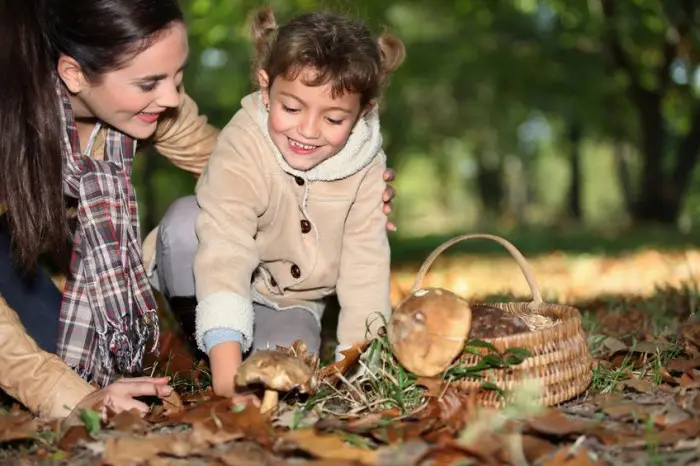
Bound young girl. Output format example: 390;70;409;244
191;8;405;396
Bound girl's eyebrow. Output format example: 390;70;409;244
134;57;189;82
279;91;353;113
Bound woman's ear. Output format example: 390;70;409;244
57;55;88;94
257;69;271;107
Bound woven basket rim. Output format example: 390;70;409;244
466;301;583;346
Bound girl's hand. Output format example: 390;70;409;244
382;168;397;232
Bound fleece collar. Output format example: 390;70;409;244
241;91;383;182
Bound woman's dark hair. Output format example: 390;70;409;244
0;0;183;271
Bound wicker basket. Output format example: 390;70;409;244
411;233;593;408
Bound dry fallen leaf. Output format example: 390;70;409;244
102;433;198;466
108;409;150;434
679;373;699;388
617;377;656;394
143;329;196;376
279;428;377;465
179;399;275;447
415;377;449;397
0;410;37;443
667;357;700;373
57;425;92;452
680;322;700;348
524;409;593;437
543;447;603;465
521;434;557;463
318;342;369;384
415;445;472;466
600;402;650;422
161;390;185;416
315;411;399;436
658;366;679;385
210;440;286;466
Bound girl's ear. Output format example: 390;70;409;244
360;99;377;118
257;69;271;106
57;55;88;94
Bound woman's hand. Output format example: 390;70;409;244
63;376;173;428
382;168;397;232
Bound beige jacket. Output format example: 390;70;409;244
0;90;218;419
193;92;391;353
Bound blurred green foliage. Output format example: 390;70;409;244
133;0;700;255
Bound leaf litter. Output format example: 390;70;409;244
4;282;700;464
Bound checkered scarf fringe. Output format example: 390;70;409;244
55;84;159;387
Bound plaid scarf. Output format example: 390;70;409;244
56;84;159;387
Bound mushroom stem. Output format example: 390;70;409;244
260;389;279;414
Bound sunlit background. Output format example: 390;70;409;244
133;0;700;300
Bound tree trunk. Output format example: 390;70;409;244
567;122;583;220
631;99;700;225
629;92;680;224
474;145;504;216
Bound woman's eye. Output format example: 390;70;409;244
139;81;159;92
326;118;344;125
282;104;300;114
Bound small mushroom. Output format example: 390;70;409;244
234;349;317;414
388;287;472;377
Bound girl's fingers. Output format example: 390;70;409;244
383;168;396;182
383;186;396;202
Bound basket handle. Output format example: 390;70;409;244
412;233;543;306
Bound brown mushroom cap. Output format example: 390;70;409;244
235;350;317;394
388;287;472;377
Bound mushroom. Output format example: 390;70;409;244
388;287;472;377
234;349;318;414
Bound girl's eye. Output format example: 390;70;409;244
139;81;159;92
326;118;344;125
282;104;299;114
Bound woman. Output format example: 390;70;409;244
0;0;396;419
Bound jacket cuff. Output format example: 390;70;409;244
196;292;253;353
37;359;97;419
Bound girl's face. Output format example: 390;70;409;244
58;22;189;140
259;68;369;172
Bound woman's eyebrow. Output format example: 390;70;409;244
134;58;189;82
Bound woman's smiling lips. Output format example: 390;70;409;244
136;111;161;124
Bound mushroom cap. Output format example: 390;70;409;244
234;350;317;394
388;287;472;377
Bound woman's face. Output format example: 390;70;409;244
59;22;189;140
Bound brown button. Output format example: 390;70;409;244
295;176;305;186
300;219;311;233
290;264;301;278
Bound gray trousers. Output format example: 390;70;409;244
154;195;321;355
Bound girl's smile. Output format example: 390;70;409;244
260;67;367;172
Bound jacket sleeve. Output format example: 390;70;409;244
335;155;392;348
151;90;220;175
193;124;269;353
0;294;95;419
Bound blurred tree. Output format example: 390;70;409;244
134;0;700;233
596;0;699;224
